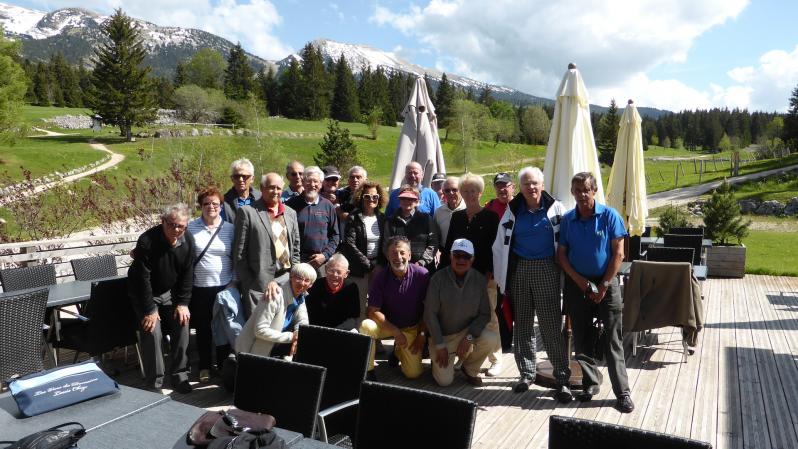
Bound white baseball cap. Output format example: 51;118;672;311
450;238;474;256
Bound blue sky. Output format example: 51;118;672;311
12;0;798;112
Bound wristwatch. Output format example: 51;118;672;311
419;331;426;337
602;280;611;288
465;334;474;342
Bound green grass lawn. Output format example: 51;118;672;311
0;134;106;182
730;170;798;202
744;229;798;276
21;105;92;124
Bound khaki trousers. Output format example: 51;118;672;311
359;319;424;379
429;328;499;386
486;278;502;364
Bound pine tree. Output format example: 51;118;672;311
0;27;28;142
330;55;359;122
299;42;329;120
358;65;374;116
258;66;279;116
224;43;254;100
174;61;187;87
387;71;407;123
50;53;82;107
478;85;494;106
314;120;359;168
436;73;454;133
702;181;750;245
33;62;51;106
783;84;798;149
371;67;391;124
424;73;436;105
89;9;155;141
597;99;619;165
278;58;302;118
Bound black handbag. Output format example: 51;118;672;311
206;428;286;449
0;422;85;449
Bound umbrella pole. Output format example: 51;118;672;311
535;313;585;389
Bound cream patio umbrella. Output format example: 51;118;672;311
388;77;446;189
543;63;605;210
606;100;648;236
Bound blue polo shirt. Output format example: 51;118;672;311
512;205;555;260
385;186;441;217
559;202;627;278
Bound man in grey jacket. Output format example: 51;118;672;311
233;173;300;319
424;239;498;387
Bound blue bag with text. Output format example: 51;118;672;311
8;362;119;417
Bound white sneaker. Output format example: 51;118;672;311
486;360;503;377
453;358;464;370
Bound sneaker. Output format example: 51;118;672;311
453;358;464;370
578;385;600;402
513;377;534;393
486;360;503;377
174;380;193;394
462;370;483;387
616;394;635;413
148;378;164;391
365;370;377;382
199;369;211;383
555;384;574;403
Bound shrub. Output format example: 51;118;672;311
656;205;689;237
703;180;751;245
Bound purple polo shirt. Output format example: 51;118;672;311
368;264;429;328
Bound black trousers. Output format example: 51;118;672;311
190;285;225;370
564;276;630;397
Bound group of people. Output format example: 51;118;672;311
127;157;635;413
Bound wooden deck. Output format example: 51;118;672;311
101;274;798;448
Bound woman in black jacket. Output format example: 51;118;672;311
340;180;387;321
382;186;438;270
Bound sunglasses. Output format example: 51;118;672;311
164;220;187;231
231;174;252;181
202;201;220;208
444;188;459;194
288;172;303;177
363;194;380;201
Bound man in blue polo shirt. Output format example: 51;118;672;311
385;161;440;217
557;171;634;413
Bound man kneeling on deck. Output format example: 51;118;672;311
359;235;430;381
425;239;498;387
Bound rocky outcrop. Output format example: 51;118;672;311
755;200;784;215
783;197;798;216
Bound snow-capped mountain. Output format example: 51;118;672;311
0;2;273;75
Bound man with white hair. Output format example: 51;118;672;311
281;160;305;203
128;203;195;393
337;166;367;215
285;166;340;274
305;253;360;331
222;158;261;224
385;161;441;217
433;176;465;256
234;173;301;319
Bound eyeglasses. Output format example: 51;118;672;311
202;201;220;208
444;188;459;194
231;174;252;181
288;172;303;177
164;220;187;231
362;194;380;201
325;268;348;277
452;252;472;260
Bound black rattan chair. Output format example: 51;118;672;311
355;381;477;449
664;234;704;265
0;265;56;292
294;325;372;444
668;227;704;236
645;247;695;264
549;415;712;448
51;278;143;375
0;288;49;387
234;353;326;438
70;255;118;281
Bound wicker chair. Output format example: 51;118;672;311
71;255;118;281
0;288;49;387
355;381;477;449
664;234;704;265
549;415;712;448
0;265;56;292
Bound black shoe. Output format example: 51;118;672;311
366;370;377;382
174;380;193;394
578;385;600;402
555;384;574;404
388;351;399;367
616;394;634;413
513;377;534;393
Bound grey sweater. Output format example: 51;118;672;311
424;267;491;348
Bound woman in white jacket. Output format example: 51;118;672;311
235;263;316;358
491;167;573;403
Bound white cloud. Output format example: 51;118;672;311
29;0;292;60
370;0;749;110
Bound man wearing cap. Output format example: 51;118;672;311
321;166;341;204
383;186;437;269
359;235;430;380
281;160;304;203
424;238;497;387
222;158;261;224
433;176;465;257
430;172;447;203
485;172;515;351
385;161;441;217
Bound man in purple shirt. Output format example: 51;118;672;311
359;235;430;381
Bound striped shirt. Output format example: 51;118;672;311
285;195;340;260
188;216;235;287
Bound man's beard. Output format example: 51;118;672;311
390;259;408;272
304;190;318;202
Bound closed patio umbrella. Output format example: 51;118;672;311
543;63;605;210
389;77;446;189
606;100;648;236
